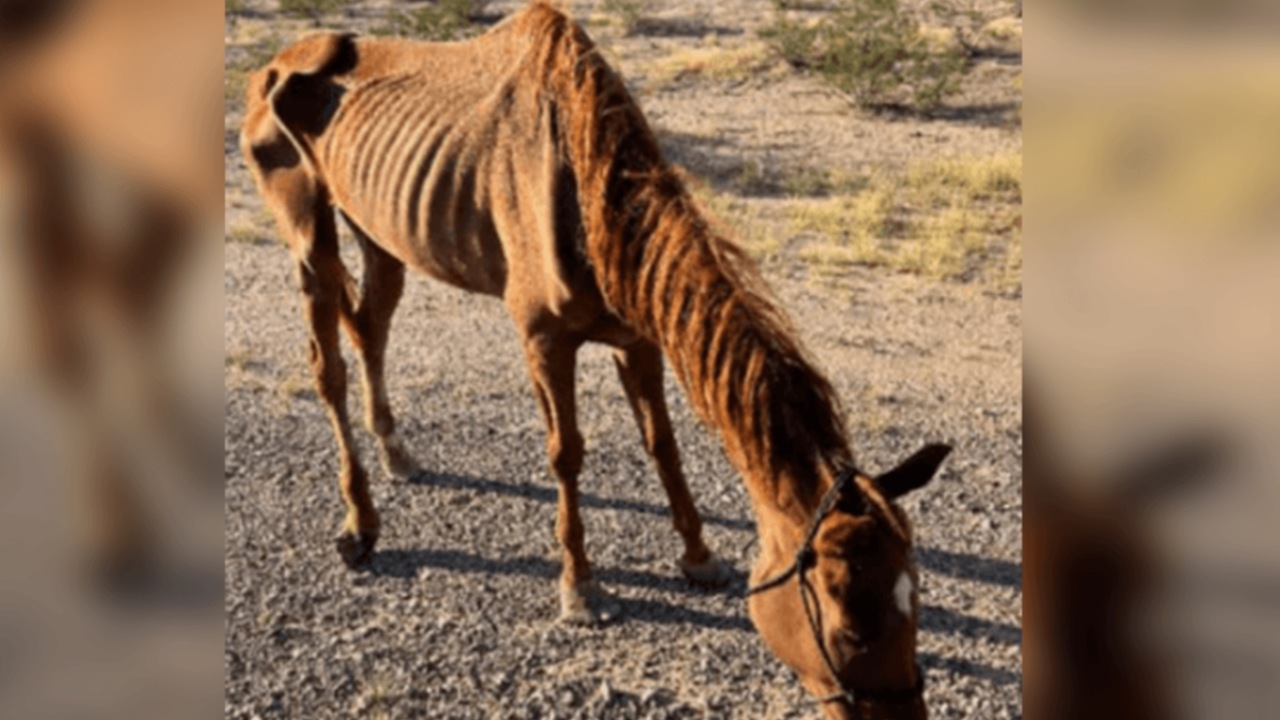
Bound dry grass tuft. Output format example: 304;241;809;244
601;0;644;36
227;223;274;246
906;153;1022;206
684;169;783;261
278;0;350;18
648;43;781;88
790;178;896;267
225;348;254;372
895;205;984;278
917;25;962;54
225;33;284;112
982;16;1022;47
784;154;1021;287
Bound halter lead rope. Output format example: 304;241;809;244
745;467;924;710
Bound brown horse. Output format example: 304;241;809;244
240;3;950;716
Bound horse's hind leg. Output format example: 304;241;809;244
613;340;730;588
292;205;379;568
338;214;419;479
519;329;619;625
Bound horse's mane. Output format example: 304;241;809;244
518;3;853;507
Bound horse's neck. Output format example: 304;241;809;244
750;493;826;581
744;465;833;545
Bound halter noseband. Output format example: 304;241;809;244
745;467;925;710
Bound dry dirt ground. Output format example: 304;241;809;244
224;1;1022;718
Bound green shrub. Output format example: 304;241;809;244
760;0;967;112
278;0;349;18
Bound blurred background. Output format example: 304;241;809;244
0;0;223;718
0;0;1276;717
1027;0;1280;718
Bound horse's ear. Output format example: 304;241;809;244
875;443;952;499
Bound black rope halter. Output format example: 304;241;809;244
746;467;925;711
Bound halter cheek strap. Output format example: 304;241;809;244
745;467;925;710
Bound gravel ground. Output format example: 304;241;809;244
225;2;1022;718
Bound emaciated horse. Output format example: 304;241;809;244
240;3;951;717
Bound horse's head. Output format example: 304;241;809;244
748;444;951;719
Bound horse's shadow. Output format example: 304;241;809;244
917;546;1022;588
367;545;1022;685
376;469;1024;685
367;546;754;633
403;469;1022;588
405;468;755;532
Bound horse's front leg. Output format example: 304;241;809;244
519;329;619;625
613;339;730;588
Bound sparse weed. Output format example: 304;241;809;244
381;0;491;40
925;0;1018;55
279;373;316;403
906;153;1021;207
650;43;778;88
602;0;644;36
799;241;886;272
279;0;349;18
684;170;783;261
225;349;253;372
787;156;1020;286
791;183;897;271
826;166;871;195
782;166;832;198
761;0;967;111
225;68;249;109
253;207;277;229
227;224;271;246
730;207;784;260
1000;221;1022;294
895;205;982;278
358;669;394;720
731;159;770;195
225;34;284;111
790;184;895;241
983;16;1022;44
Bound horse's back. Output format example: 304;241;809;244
317;22;582;310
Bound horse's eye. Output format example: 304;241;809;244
848;594;883;640
834;628;868;656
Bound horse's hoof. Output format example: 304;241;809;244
381;453;421;481
379;435;420;480
335;529;378;569
558;582;621;626
680;555;733;590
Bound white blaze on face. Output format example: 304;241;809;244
893;571;914;616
